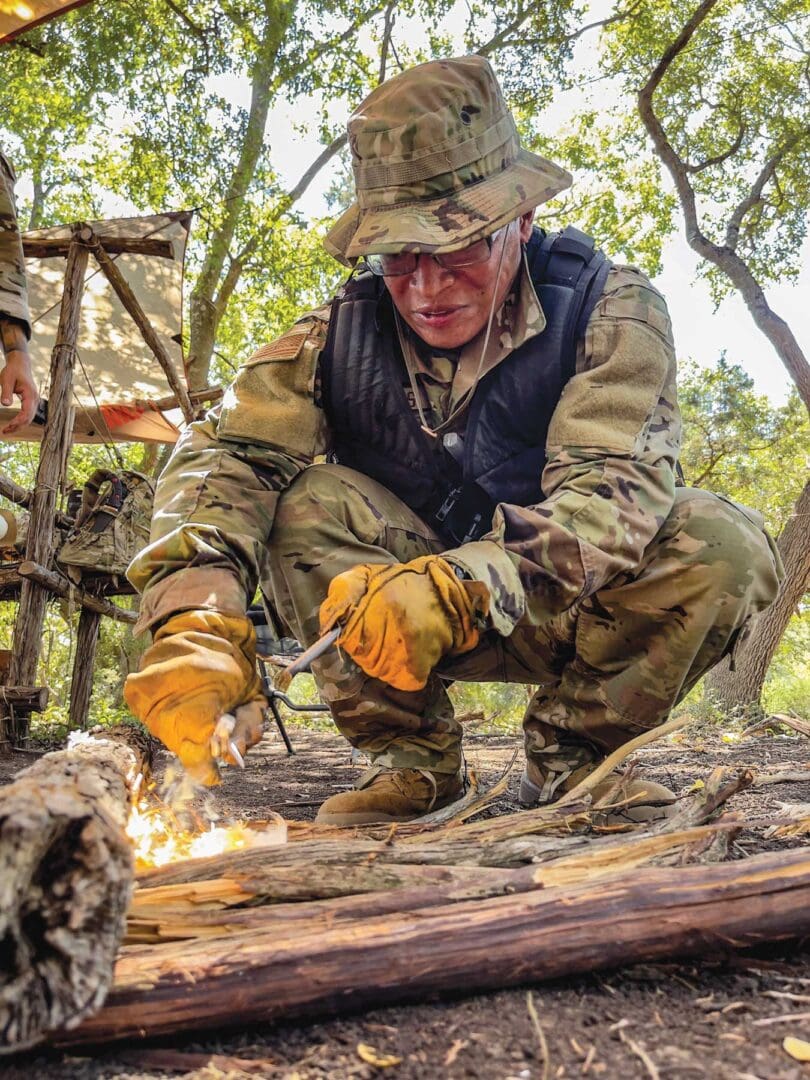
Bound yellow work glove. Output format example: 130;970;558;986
319;555;489;692
124;610;265;785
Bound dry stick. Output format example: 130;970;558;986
526;992;550;1080
556;714;693;807
61;846;810;1048
619;1029;660;1080
133;768;749;895
770;713;810;739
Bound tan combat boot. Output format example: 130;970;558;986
519;758;678;825
316;764;466;826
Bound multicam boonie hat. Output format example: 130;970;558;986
324;54;572;266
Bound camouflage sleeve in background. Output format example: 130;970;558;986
444;265;680;633
0;152;31;336
127;314;331;633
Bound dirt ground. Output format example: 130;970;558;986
2;720;810;1080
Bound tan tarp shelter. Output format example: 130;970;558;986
0;0;93;42
1;210;192;443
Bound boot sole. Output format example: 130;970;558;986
315;809;420;826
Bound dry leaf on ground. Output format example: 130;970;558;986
783;1035;810;1062
357;1042;403;1067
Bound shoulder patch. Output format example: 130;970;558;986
601;296;672;340
245;328;310;367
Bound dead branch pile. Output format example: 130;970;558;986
50;765;810;1048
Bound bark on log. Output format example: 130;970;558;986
128;771;748;951
0;732;145;1054
63;846;810;1046
126;822;739;945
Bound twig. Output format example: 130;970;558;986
619;1028;660;1079
752;1011;810;1026
526;991;550;1080
556;714;692;806
753;769;810;787
769;713;810;739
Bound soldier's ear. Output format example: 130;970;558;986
518;210;535;242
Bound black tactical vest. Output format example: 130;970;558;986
321;226;612;544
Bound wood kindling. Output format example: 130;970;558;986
64;842;810;1047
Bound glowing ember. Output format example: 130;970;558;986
126;795;287;870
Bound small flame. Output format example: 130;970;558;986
126;789;286;870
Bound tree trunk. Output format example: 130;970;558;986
705;479;810;713
0;730;148;1054
68;607;101;729
60;846;810;1047
186;14;288;390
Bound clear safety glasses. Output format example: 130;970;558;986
358;221;513;277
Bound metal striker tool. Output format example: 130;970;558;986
210;712;246;769
273;627;341;692
256;627;340;755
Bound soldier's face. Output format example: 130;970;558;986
384;211;535;349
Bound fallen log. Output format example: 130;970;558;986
0;729;148;1054
63;846;810;1046
126;822;739;944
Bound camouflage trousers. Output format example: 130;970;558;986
264;464;782;781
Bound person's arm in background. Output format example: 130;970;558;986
0;152;38;434
443;265;681;634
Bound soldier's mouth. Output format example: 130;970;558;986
412;307;464;328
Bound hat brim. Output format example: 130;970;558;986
324;148;572;266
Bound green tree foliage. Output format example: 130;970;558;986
604;0;810;300
1;0;595;387
679;356;808;533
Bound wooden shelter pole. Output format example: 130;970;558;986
1;229;90;747
0;469;74;528
16;561;136;623
68;607;102;728
87;233;195;424
0;470;31;509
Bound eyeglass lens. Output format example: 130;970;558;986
365;225;509;277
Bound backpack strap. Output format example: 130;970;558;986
525;225;612;378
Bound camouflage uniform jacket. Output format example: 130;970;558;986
0;152;31;334
129;256;680;636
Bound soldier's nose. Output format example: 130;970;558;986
409;254;454;293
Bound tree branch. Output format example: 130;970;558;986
162;0;205;38
684;123;746;174
636;0;810;412
280;132;348;211
724;138;797;250
273;3;391;93
475;0;644;58
378;0;397;84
